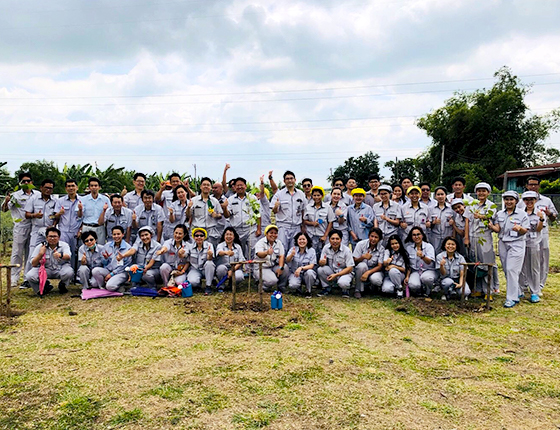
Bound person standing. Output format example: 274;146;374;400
188;177;224;249
79;177;111;245
373;185;402;248
1;172;40;286
364;175;381;207
303;186;334;259
54;179;82;272
347;188;375;246
133;190;165;243
426;186;455;253
271;171;306;253
226;177;261;258
446;176;474;204
399;186;429;241
98;194;133;244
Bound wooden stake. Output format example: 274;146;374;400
258;262;263;309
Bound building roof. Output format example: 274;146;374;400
497;162;560;179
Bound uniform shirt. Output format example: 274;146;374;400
134;204;166;231
165;200;189;234
453;211;474;241
216;242;246;267
188;241;215;270
420;197;437;209
101;240;132;274
352;240;385;268
159;239;189;269
78;243;103;269
190;195;224;236
470;199;496;239
373;201;402;238
324;193;353;206
435;251;466;279
104;207;133;237
347;202;375;241
446;193;474;204
287;247;317;273
54;195;82;233
31;241;72;271
80;193;110;225
259;195;271;229
214;193;229;233
400;202;429;236
271;188;306;227
24;195;58;232
304;202;335;238
227;194;260;231
428;203;455;242
493;209;529;243
364;190;379;208
124;190;143;210
518;194;558;234
524;210;543;248
383;249;407;270
132;239;162;269
160;189;174;213
329;201;348;232
319;243;354;273
406;241;436;271
7;189;40;227
254;237;285;268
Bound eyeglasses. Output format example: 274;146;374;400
193;234;205;238
21;180;31;184
412;233;422;237
302;184;312;187
84;238;95;243
420;188;430;192
46;235;59;239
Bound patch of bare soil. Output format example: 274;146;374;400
395;298;490;317
0;303;24;317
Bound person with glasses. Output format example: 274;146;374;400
1;172;40;286
98;194;133;244
419;182;437;209
77;231;104;289
123;172;147;210
187;227;217;295
54;179;83;272
301;178;314;204
364;175;381;207
517;176;558;291
404;227;437;296
24;179;58;274
26;227;73;295
92;225;132;292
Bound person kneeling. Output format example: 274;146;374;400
253;225;288;292
26;226;74;295
120;226;162;290
436;236;470;300
216;227;246;292
188;228;216;295
77;231;104;289
286;232;317;297
92;226;132;292
317;229;355;297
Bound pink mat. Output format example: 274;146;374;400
81;288;124;300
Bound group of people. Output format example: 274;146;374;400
2;166;557;308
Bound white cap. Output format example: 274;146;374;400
521;191;538;200
378;185;392;193
502;190;519;201
474;182;491;192
450;198;464;207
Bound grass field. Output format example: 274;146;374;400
1;230;560;429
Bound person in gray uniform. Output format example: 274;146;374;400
373;185;402;248
77;231;104;289
347;188;375;246
436;236;470;300
24;179;58;274
353;227;385;299
133;190;165;243
92;226;132;292
399;185;429;241
54;179;82;272
253;225;288;291
188;177;224;249
285;232;317;297
419;182;437;209
303;186;335;260
158;224;189;287
122;226;162;289
124;173;146;210
446;176;474;204
226;177;261;259
271;171;306;253
404;227;437;296
215;226;246;289
519;191;545;303
328;188;349;246
324;178;353;206
26;226;74;295
381;234;411;297
187;227;217;295
164;185;190;242
1;172;40;285
317;229;355;297
426;186;455;253
98;194;133;244
488;190;529;308
449;198;472;257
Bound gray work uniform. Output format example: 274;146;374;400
26;241;74;294
54;196;83;269
6;189;40;283
132;239;162;288
187;242;216;288
163;200;189;241
124;190;142;210
190;195;224;248
329;201;349;246
253;237;288;290
159;239;189;286
435;251;470;297
227;194;261;259
399;202;429;241
373;201;402;247
92;240;132;291
24;195;58;274
324;193;353;206
80;193;111;245
520;210;543;296
286;247;317;293
214;194;229;240
427;203;455;253
317;243;355;291
405;241;436;295
77;243;104;289
134;204;165;241
364;190;379;208
347;203;375;244
303;202;335;259
452;210;473;257
270;188;306;253
381;249;407;294
215;242;246;284
469;200;499;294
494;208;529;303
420;198;437;209
104;207;133;242
353;240;385;293
446;193;474;204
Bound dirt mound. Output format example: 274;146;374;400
395;298;490;317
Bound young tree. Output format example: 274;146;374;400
328;151;381;188
384;158;417;184
416;67;560;186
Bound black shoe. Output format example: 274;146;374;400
58;282;68;294
38;283;53;297
19;280;30;290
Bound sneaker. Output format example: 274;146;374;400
204;287;212;296
342;290;350;298
38;283;54;296
503;300;517;308
58;282;68;294
305;293;312;299
396;291;403;298
317;289;329;297
19;280;30;289
217;288;224;293
354;291;362;299
441;295;447;301
518;293;525;300
530;294;540;303
472;291;483;298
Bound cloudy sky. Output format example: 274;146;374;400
1;0;559;187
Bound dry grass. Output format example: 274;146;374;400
1;229;560;429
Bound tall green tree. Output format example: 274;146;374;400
416;67;560;186
384;158;417;184
328;151;380;188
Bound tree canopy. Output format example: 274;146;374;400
328;151;380;188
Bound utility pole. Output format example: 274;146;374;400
439;145;445;185
395;157;398;183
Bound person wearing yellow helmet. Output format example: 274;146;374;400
254;225;288;291
347;188;375;245
399;185;429;241
187;227;216;295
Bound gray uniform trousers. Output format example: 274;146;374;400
354;262;384;292
521;246;541;296
498;240;526;303
441;277;471;297
77;266;99;289
407;270;437;295
317;266;353;291
26;266;74;294
10;224;31;284
187;261;216;288
540;232;550;287
142;269;161;289
60;230;79;273
277;225;301;255
216;264;244;284
253;265;289;290
288;269;317;293
160;263;187;286
381;268;405;294
91;268;129;292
